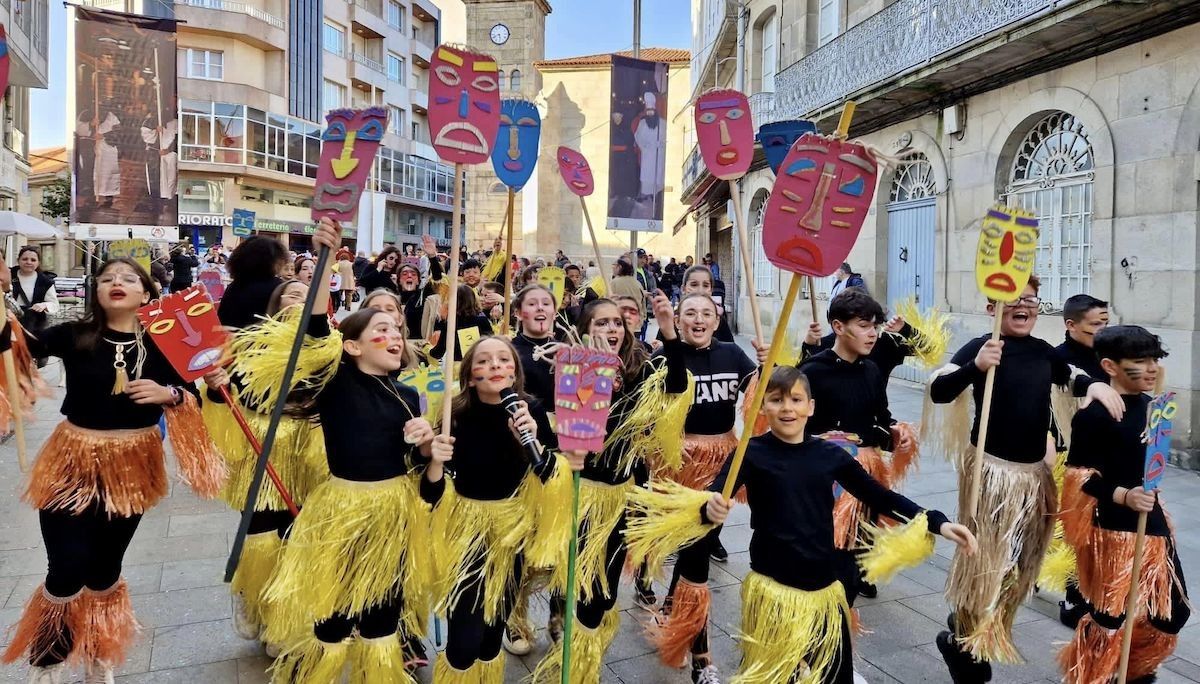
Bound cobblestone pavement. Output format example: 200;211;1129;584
0;355;1197;683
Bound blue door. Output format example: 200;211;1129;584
886;196;935;383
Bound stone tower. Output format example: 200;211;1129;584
463;0;551;258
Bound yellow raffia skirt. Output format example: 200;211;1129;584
1038;449;1077;594
733;573;849;684
546;477;632;603
201;395;328;512
434;456;573;626
260;474;434;645
947;452;1055;664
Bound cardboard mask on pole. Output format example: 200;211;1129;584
554;345;621;453
0;25;10;103
429;45;502;165
491;99;540;190
761;132;880;276
537;266;566;308
1144;391;1176;491
396;365;450;418
757;120;817;175
137;284;227;382
556;146;594;197
694;89;754;180
109;239;151;274
312;108;388;223
975;205;1039;303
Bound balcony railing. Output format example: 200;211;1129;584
178;0;285;29
681;144;704;195
352;50;386;74
354;0;381;17
760;0;1061;124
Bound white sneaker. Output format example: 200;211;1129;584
263;640;281;659
232;594;260;640
501;626;532;656
693;664;721;684
26;664;65;684
853;671;869;684
83;662;115;684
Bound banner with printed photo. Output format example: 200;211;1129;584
70;7;178;237
606;55;669;233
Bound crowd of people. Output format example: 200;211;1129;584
0;218;1186;684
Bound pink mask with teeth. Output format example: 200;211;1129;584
554;345;621;453
428;45;502;164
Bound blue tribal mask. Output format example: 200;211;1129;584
757;120;817;175
491;99;541;190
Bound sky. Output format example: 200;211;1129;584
28;0;692;149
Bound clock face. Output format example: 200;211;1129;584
490;23;510;45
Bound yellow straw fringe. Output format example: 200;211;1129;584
525;454;576;572
433;651;506;683
893;298;951;370
201;395;327;511
1051;384;1078;447
604;365;694;477
231;532;282;628
1039;449;1076;593
270;636;350;684
732;574;849;684
348;634;417;684
481;249;507;283
920;364;972;463
581;275;607;299
857;512;935;586
229;309;344;410
261;475;433;645
546;479;630;601
624;480;715;577
529;608;621;683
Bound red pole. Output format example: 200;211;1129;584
218;385;300;517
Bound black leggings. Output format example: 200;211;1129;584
35;503;142;666
246;509;294;539
444;552;523;670
808;614;854;684
576;513;628;629
314;592;404;642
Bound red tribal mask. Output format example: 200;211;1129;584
556;146;594;197
694;89;753;180
554;345;620;453
313;108;388;223
428;45;501;164
762;133;879;276
137;284;228;382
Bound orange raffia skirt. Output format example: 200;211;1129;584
672;431;738;493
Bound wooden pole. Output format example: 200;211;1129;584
1117;511;1150;684
721;273;801;501
728;180;762;345
967;304;1005;521
0;298;26;471
580;197;606;287
440;162;466;434
501;187;515;335
807;276;820;326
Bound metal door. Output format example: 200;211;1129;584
886;196;935;382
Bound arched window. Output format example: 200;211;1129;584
1004;111;1094;309
889;151;936;203
497;70;506;90
510;69;521;90
489;182;507;194
749;190;776;294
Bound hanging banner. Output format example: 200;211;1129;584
109;238;151;273
606;55;669;233
70;7;178;237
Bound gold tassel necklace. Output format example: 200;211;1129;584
105;328;147;395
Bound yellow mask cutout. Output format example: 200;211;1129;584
975;205;1038;303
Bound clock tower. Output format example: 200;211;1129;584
463;0;551;258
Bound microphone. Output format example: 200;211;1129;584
499;387;546;470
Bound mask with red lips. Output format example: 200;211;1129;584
975;205;1039;303
556;146;594;197
313;108;388;223
554;345;621;452
761;132;880;277
429;45;502;164
490;99;540;190
694;89;753;180
137;284;228;382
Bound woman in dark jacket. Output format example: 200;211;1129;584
169;243;200;293
217;236;287;329
11;247;58;338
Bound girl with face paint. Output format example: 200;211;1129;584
232;219;446;681
426;336;584;681
1;259;226;684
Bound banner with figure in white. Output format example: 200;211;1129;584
606;54;669;233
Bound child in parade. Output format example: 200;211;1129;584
1058;325;1189;683
430;284;495;362
1;258;226;684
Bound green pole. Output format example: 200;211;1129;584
560;471;582;683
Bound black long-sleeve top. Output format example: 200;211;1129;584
705;433;948;590
1067;394;1169;537
1054;335;1107;382
803;323;918;380
798;349;894;449
4;322;196;430
447;391;557;501
513;332;559;409
930;334;1095;463
217;277;283;330
672;340;758;435
583;337;689;485
430;315;494;361
397;258;442;339
170;252;200;289
358;265;398;294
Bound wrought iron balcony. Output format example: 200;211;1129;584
178;0;284;29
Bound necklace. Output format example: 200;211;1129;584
372;374;417;421
103;333;144;395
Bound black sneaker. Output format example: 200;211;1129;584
858;580;878;599
709;539;728;563
936;631;991;683
1059;600;1087;629
634;581;657;609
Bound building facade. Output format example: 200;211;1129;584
461;0;550;256
535;49;697;267
1;0;49;217
84;0;459;255
686;0;1200;462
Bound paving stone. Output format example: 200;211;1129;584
149;619;262;670
235;655;273;684
167;512;237;538
855;602;945;656
131;585;233;630
158;557;228;592
115;658;239;683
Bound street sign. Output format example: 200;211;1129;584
231;209;256;238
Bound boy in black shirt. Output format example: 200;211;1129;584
930;276;1123;682
1058;326;1189;683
